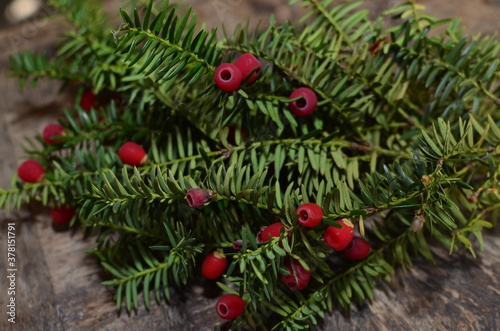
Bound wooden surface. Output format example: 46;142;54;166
1;1;500;330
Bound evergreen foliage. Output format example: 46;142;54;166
2;0;500;329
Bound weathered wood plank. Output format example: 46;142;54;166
323;226;500;330
0;96;64;331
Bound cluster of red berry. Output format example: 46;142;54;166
185;190;372;320
17;141;147;226
213;53;262;91
16;89;149;226
15;54;367;321
214;53;318;117
17;146;77;225
17;157;76;225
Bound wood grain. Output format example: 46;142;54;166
323;227;500;330
0;1;499;330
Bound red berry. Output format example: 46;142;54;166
17;160;45;183
288;87;318;116
324;219;354;251
201;250;227;279
118;142;148;166
50;206;75;225
296;203;323;227
234;53;261;83
216;294;245;320
255;227;266;242
42;123;65;144
257;222;284;243
186;188;215;208
80;88;99;111
214;63;242;92
281;259;311;290
344;237;371;260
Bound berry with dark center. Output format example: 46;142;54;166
186;188;215;208
214;63;242;92
344;237;371;260
80;88;99;111
324;219;354;251
255;226;266;243
296;203;323;227
288;87;318;116
201;250;227;279
42;123;65;144
281;259;311;290
216;294;246;320
17;160;45;183
51;206;75;225
234;53;261;83
257;222;285;243
118;142;148;166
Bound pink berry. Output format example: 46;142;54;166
344;237;371;260
42;123;65;144
214;63;242;92
118;142;148;166
257;222;284;243
216;294;245;320
17;160;45;183
186;188;215;208
296;203;323;227
288;87;318;116
281;259;311;290
80;88;99;111
232;239;243;251
51;206;75;225
234;53;261;83
201;250;227;279
324;219;354;251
